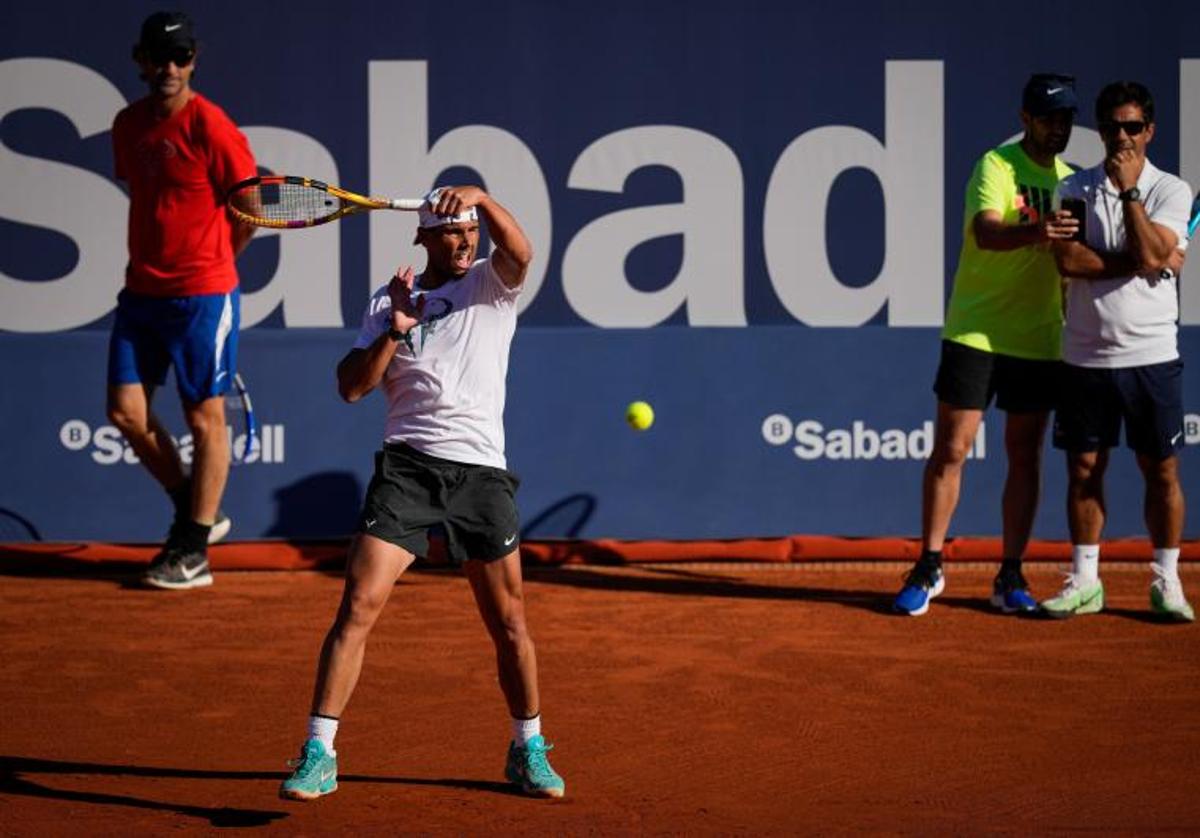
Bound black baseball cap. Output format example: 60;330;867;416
137;11;196;52
1023;73;1078;116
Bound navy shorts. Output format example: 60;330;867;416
933;340;1062;413
358;443;521;563
1052;359;1185;460
107;288;240;404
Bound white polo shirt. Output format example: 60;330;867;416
1056;160;1192;368
353;258;521;468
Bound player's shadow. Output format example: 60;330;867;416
521;494;597;539
0;544;142;584
0;754;523;827
263;471;363;539
525;564;891;613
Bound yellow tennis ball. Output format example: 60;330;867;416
626;400;654;431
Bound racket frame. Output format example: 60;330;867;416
226;175;422;229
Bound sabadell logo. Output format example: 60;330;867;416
59;419;285;465
762;415;985;461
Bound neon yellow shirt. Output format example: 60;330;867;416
942;143;1073;360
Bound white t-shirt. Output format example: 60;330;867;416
1056;160;1192;368
353;258;521;468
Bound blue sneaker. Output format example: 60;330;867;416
990;565;1037;614
280;739;338;801
893;559;945;616
505;734;565;798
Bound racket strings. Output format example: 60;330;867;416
234;183;341;224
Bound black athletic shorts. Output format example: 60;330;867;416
357;442;521;562
1052;359;1185;460
933;340;1062;412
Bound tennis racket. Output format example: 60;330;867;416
226;175;424;229
1160;191;1200;280
227;372;259;462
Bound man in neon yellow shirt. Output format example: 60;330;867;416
894;74;1082;616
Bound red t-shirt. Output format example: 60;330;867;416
112;93;257;297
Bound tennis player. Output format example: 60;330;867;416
893;74;1081;616
1043;81;1192;620
280;186;565;800
106;11;257;589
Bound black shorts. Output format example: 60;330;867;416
1052;359;1185;460
357;442;521;562
933;340;1062;413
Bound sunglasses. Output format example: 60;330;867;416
1098;119;1148;137
140;45;195;67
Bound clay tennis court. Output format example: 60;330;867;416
2;558;1198;834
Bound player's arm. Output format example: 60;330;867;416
337;267;423;403
972;209;1077;251
965;153;1077;252
230;217;256;257
1052;240;1139;280
1107;149;1179;273
430;186;532;289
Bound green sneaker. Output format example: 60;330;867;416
505;734;565;798
1150;570;1195;622
1040;574;1104;619
280;739;338;801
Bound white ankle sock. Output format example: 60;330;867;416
1072;544;1100;582
512;715;541;746
1152;547;1181;578
308;715;339;753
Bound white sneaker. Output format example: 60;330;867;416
208;511;232;544
1150;566;1195;622
1039;573;1104;618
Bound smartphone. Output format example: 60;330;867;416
1061;197;1087;242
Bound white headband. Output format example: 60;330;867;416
417;187;478;229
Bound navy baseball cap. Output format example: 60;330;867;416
137;11;196;52
1023;73;1078;116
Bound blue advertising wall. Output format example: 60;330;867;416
2;1;1198;541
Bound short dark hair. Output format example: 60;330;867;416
1095;81;1155;125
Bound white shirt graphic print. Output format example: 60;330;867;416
353;258;521;468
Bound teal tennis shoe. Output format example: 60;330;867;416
505;734;565;798
280;739;338;801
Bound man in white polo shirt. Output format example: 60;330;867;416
1045;81;1192;620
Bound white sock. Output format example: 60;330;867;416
308;715;339;753
1152;547;1181;579
1072;545;1100;583
512;715;541;746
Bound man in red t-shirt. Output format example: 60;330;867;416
107;11;258;590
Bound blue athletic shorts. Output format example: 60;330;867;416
107;288;240;404
1052;359;1185;460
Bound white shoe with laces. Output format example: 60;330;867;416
1150;566;1195;622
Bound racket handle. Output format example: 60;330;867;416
390;199;424;211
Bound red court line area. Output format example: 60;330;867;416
2;564;1199;834
1;536;1198;573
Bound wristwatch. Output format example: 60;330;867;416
386;325;408;342
1118;186;1141;202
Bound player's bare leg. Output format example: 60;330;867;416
181;395;231;525
1137;453;1184;549
311;534;415;717
466;550;563;797
282;535;413;801
1043;449;1111;617
1000;410;1049;561
921;402;985;552
1066;450;1108;545
465;550;539;717
1137;453;1192;620
107;383;186;490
